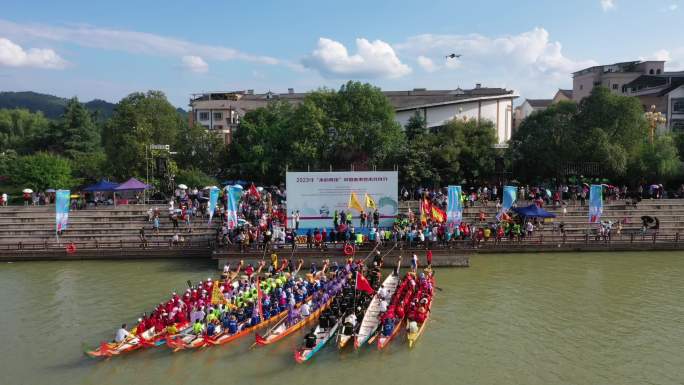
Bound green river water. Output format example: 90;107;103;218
1;252;684;385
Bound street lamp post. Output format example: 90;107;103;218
645;105;667;145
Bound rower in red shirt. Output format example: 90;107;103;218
136;318;147;336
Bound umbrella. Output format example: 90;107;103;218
204;185;218;190
22;188;33;193
45;189;56;193
257;186;264;192
178;184;188;190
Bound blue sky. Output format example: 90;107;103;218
0;0;681;107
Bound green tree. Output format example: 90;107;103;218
0;149;18;178
455;119;498;181
176;167;218;189
0;108;50;153
307;81;406;169
508;101;578;181
631;135;681;180
10;152;73;190
404;111;427;141
102;91;183;179
176;123;226;177
229;101;295;183
400;135;438;187
287;98;327;171
508;88;654;182
70;151;108;184
51;98;101;158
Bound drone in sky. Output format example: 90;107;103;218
445;53;462;59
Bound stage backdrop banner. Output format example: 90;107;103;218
447;185;462;225
286;171;398;230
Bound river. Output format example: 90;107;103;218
1;252;684;385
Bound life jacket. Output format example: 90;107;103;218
228;320;238;334
382;319;394;336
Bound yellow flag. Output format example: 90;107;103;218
211;281;225;305
365;193;377;209
348;191;364;212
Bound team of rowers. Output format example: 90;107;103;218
113;256;383;345
379;272;433;337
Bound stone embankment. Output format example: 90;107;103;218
2;199;684;263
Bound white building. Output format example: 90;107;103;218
189;85;518;145
389;85;518;146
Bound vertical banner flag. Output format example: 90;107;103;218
56;189;70;233
207;187;219;225
497;186;517;221
589;184;603;223
226;186;239;229
447;185;462;225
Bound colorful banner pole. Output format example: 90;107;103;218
447;185;463;225
207;187;219;225
497;186;517;221
55;189;70;240
226;186;239;229
589;184;603;223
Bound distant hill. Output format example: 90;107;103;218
176;107;188;120
0;91;116;120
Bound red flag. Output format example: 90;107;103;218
249;183;261;200
431;206;446;223
355;271;374;295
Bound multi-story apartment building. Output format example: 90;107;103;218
572;61;665;101
189;85;518;145
572;60;684;132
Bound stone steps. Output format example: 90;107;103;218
0;233;214;244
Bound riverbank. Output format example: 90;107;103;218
4;236;684;266
3;199;684;264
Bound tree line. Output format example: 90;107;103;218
0;82;679;194
508;87;681;184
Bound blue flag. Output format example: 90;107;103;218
226;186;239;229
497;186;517;221
207;187;219;224
447;185;463;225
589;185;603;223
55;190;70;233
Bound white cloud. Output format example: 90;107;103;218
0;19;279;66
669;4;679;11
0;37;66;69
417;56;438;72
303;37;411;79
641;48;684;70
651;49;672;61
395;28;596;98
181;55;208;73
601;0;615;11
397;28;594;76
